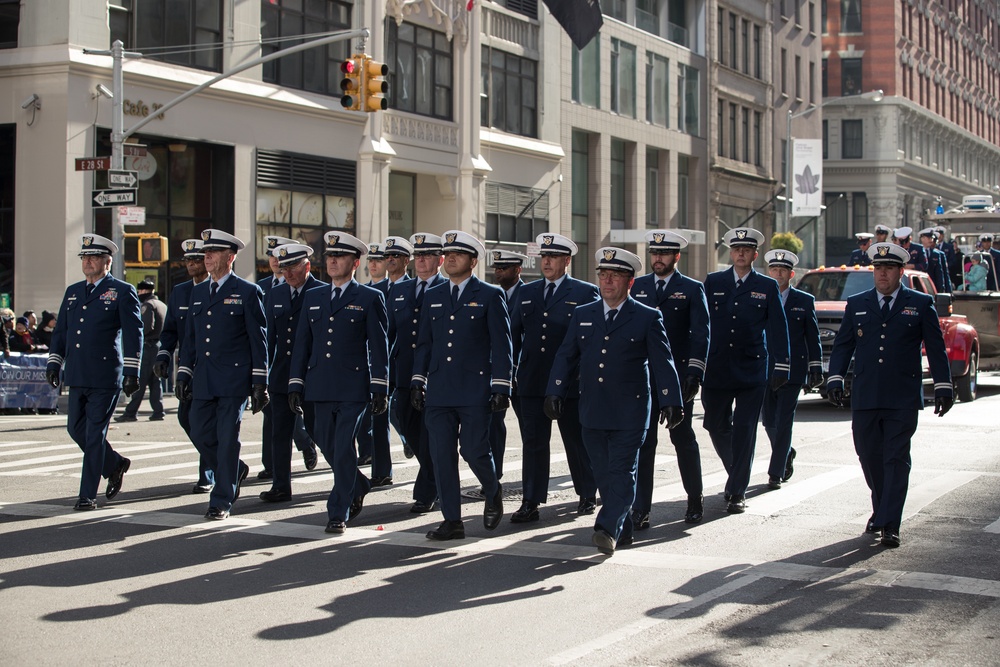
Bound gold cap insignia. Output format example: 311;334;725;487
386;239;395;247
278;247;287;257
775;252;785;261
492;251;502;261
653;233;665;243
603;249;616;261
445;233;457;244
736;229;748;240
267;237;278;248
369;244;379;254
184;241;196;251
83;236;93;246
543;235;554;246
201;230;211;241
414;234;425;244
329;234;340;246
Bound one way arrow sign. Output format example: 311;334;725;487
108;169;138;187
92;189;138;207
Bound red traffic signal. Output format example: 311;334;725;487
339;57;362;111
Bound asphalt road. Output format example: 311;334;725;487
2;381;999;665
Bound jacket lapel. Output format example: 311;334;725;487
606;298;632;334
331;281;357;315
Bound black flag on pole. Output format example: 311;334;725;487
542;0;604;50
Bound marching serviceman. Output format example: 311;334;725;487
410;230;512;541
256;235;294;481
116;279;166;422
849;233;874;266
874;224;891;244
630;230;710;527
46;234;142;510
545;247;682;554
175;229;269;520
154;239;212;492
259;243;324;503
760;250;823;490
366;242;387;284
827;241;953;548
702;228;790;514
489;249;527;484
356;242;386;466
893;226;928;273
979;234;999;291
509;235;600;525
388;233;446;514
918;228;952;293
287;232;389;534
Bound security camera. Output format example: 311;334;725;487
20;94;40;110
95;84;113;100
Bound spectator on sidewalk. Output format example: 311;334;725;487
9;316;37;353
116;279;167;422
34;311;56;348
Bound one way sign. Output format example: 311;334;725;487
108;170;138;187
93;189;138;207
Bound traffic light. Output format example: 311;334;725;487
362;57;389;112
339;57;363;111
123;233;168;267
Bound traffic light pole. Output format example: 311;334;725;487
86;28;369;278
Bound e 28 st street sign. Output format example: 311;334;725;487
75;157;112;171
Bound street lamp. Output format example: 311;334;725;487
784;89;884;227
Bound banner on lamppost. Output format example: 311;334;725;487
792;139;823;217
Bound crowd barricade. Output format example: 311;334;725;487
0;353;59;411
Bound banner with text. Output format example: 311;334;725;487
792;139;823;218
0;354;59;410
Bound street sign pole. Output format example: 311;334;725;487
110;40;126;279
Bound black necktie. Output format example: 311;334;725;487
332;286;341;303
86;283;94;297
656;280;665;300
451;284;459;306
416;280;427;306
273;278;280;289
607;308;617;325
544;282;555;306
735;278;743;289
881;295;892;318
210;282;218;298
291;289;299;303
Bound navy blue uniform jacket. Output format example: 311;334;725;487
48;276;143;388
411;274;512;407
774;288;822;384
288;279;389;402
703;268;790;389
849;249;871;266
546;297;682;430
177;274;268;398
630;271;710;380
157;279;197;364
511;276;599;397
388;273;445;389
266;274;326;393
828;285;952;409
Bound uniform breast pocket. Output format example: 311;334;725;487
226;305;244;317
709;295;727;312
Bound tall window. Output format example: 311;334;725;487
610;139;627;229
795;55;802;99
729;103;737;158
646;148;660;225
485;183;549;242
841;0;861;32
741;19;749;74
753;24;761;79
386;21;453;120
821;58;828;97
741;107;750;162
0;0;19;49
809;61;816;103
717;99;725;156
481;48;537;137
780;48;788;95
603;0;627;21
263;0;351;95
499;0;537;19
717;10;724;64
794;0;802;25
677;155;690;228
611;38;636;118
822;120;828;158
842;119;863;158
808;1;815;32
110;0;223;71
679;65;700;135
572;38;600;108
729;13;737;69
753;111;762;166
571;131;591;276
841;57;862;96
821;0;828;34
646;53;669;128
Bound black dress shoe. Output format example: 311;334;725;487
114;414;137;423
880;528;901;548
617;533;634;547
410;500;437;514
259;489;292;503
370;476;393;488
349;493;366;520
483;485;503;530
73;498;97;511
205;507;229;520
724;492;733;503
303;445;318;471
256;469;273;480
427;519;465;540
192;483;214;494
325;519;346;534
783;447;796;482
865;514;881;534
592;528;616;555
684;496;704;524
148;413;165;421
577;496;597;515
510;501;540;524
357;455;373;466
403;442;415;459
767;476;782;490
105;457;131;500
632;511;651;531
234;461;250;501
727;497;746;514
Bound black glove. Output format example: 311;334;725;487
658;405;684;430
288;391;304;415
489;393;510;413
250;384;269;414
175;379;192;402
153;358;170;379
827;386;845;408
770;373;788;392
681;375;700;404
410;386;425;412
543;395;563;420
935;395;953;417
808;370;825;389
45;368;60;389
122;375;140;397
371;392;388;415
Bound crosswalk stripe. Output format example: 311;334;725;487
850;470;981;525
746;466;862;516
0;440;49;449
